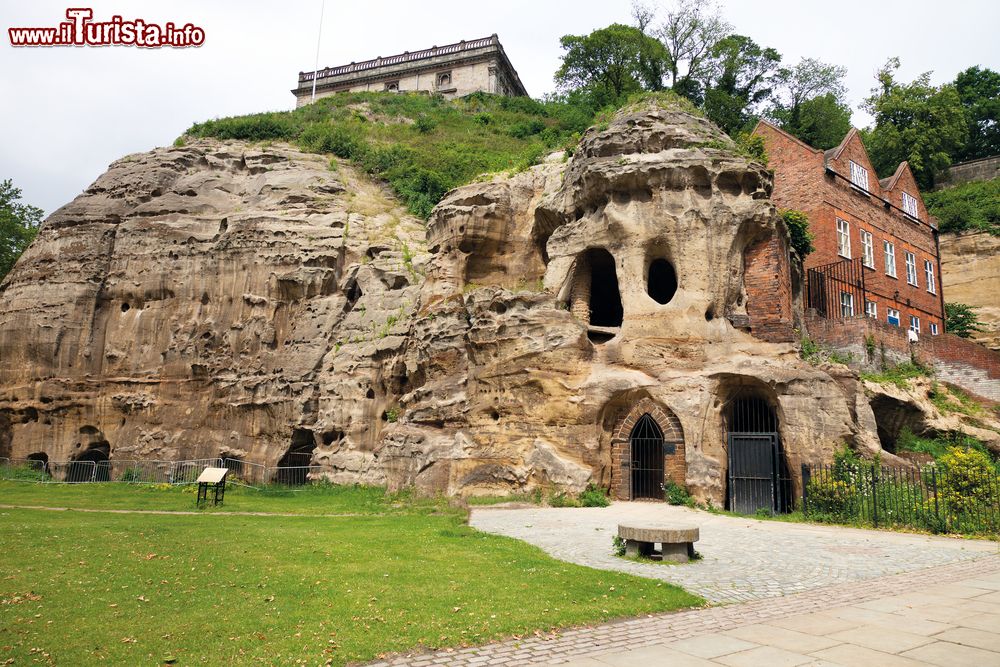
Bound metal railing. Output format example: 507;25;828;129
0;457;324;488
802;461;1000;535
805;257;867;319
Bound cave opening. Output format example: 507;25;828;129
26;452;49;477
647;258;678;305
273;428;316;485
869;395;925;454
723;384;791;515
68;443;111;482
588;249;623;328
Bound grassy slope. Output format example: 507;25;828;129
0;485;701;665
185;92;594;219
924;176;1000;235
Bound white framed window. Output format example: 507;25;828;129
887;308;901;327
840;291;855;318
924;260;936;294
930;322;939;335
905;251;918;286
860;230;874;268
865;300;878;318
849;160;869;190
909;315;920;334
836;218;851;258
884;241;897;277
902;191;919;218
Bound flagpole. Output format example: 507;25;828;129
311;0;326;102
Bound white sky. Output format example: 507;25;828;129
2;0;998;216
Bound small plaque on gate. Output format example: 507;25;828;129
662;442;676;455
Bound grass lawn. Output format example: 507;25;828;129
0;484;702;665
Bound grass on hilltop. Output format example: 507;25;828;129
924;176;1000;235
184;92;595;218
0;482;701;665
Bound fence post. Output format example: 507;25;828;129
871;465;879;528
931;466;942;532
801;463;810;515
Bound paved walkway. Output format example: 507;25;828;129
470;503;998;604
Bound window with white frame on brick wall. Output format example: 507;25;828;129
902;191;919;218
837;218;851;258
884;240;897;277
888;307;901;327
850;160;869;190
866;300;877;318
924;260;936;294
905;251;918;286
840;291;855;317
860;229;874;268
910;315;921;334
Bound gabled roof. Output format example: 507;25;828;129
879;161;909;192
752;119;822;155
823;127;861;166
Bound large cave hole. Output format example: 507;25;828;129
647;258;678;305
26;452;50;477
869;395;926;454
273;428;317;485
68;441;111;483
572;248;623;344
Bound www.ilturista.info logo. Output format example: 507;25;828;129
8;8;205;48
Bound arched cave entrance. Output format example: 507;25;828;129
647;258;677;305
68;443;111;483
26;452;50;477
570;248;623;344
273;428;316;485
869;394;925;454
630;414;665;500
221;453;245;481
724;387;791;514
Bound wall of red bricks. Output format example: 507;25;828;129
745;233;797;343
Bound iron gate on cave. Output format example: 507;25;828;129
726;391;792;515
630;413;668;500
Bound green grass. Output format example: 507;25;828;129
0;484;701;665
185;92;595;219
924;176;1000;235
859;361;931;389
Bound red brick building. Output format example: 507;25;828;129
753;121;946;338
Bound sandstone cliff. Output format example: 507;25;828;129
2;102;993;502
940;230;1000;350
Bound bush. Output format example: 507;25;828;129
781;209;814;257
663;481;695;507
579;483;610;507
945;302;985;339
548;491;580;508
937;446;1000;531
612;535;626;557
923;176;1000;235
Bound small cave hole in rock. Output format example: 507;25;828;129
705;306;716;321
321;429;345;446
572;248;623;344
647;259;678;305
273;428;316;485
344;280;362;313
366;388;375;399
120;303;130;313
489;409;501;421
26;452;50;477
221;454;244;479
869;395;925;454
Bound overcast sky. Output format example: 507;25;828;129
2;0;998;217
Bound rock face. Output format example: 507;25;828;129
2;103;993;503
940;230;1000;350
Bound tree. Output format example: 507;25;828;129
862;58;968;189
555;24;671;110
769;58;850;148
650;0;732;103
953;66;1000;162
775;93;853;150
701;34;781;136
945;303;984;338
0;179;43;281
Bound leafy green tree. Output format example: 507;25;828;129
0;179;43;281
923;176;1000;234
701;34;781;136
777;93;853;150
645;0;731;103
945;303;984;338
555;24;671;110
953;66;1000;162
769;58;851;149
861;58;968;188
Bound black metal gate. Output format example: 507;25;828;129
728;433;782;514
630;414;664;500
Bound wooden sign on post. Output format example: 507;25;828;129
196;467;229;506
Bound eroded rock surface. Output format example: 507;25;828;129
3;104;989;502
940;230;1000;350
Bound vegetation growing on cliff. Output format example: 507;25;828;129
0;178;43;281
924;176;1000;235
185;92;593;218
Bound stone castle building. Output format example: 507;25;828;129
292;34;527;106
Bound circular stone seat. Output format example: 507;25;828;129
618;523;699;562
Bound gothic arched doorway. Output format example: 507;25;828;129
630;414;665;500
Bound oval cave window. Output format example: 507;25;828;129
647;258;677;305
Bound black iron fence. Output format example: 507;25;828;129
802;461;1000;535
806;257;867;319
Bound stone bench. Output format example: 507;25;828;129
618;523;699;562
